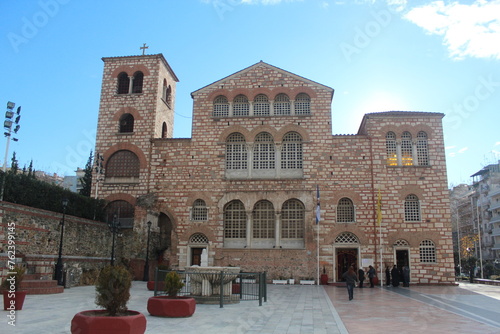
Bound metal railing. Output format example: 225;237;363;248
152;268;267;307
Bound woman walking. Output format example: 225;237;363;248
342;266;359;301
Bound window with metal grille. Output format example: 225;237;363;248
294;93;310;115
253;132;275;169
334;232;359;244
233;95;249;116
106;150;140;178
192;199;208;221
274;93;291;115
226;133;247;170
253;94;270;116
417;131;429;166
190;233;208;244
281;132;303;169
337;197;355;223
132;71;143;93
281;199;304;239
252;200;275;239
119;113;134;133
213;95;229;117
117;72;129;94
105;200;135;228
401;131;413;166
224;200;247;239
386;132;397;166
419;239;436;263
404;194;421;222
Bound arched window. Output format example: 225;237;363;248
281;132;302;169
334;232;359;244
253;94;270;116
401;131;413;166
233;95;249;116
190;233;208;244
252;200;275;239
337;198;355;223
224;200;247;239
105;200;135;228
213;95;229;117
404;194;421;222
117;72;129;94
226;133;247;170
119;113;134;133
162;79;172;105
274;93;290;115
419;240;436;263
281;199;304;239
294;93;310;115
132;71;144;93
106;150;140;178
417;131;429;166
191;199;208;221
386;132;397;166
161;122;168;139
253;132;275;169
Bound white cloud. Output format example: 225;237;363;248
404;0;500;60
495;142;500;146
445;145;456;150
458;147;469;154
240;0;301;4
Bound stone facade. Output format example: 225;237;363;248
92;53;455;284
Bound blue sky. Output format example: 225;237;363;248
1;0;499;188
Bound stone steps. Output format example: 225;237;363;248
20;274;64;295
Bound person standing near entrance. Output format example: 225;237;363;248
391;265;400;287
358;267;365;288
367;265;376;288
342;266;359;301
385;266;391;287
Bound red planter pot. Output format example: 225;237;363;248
71;310;146;334
147;281;165;291
147;296;196;317
3;290;27;310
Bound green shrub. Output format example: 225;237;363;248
95;265;131;316
164;271;184;298
1;266;25;291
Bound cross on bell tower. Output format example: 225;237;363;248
140;43;149;55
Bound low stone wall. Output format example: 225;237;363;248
0;202;153;285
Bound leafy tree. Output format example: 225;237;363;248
10;152;19;174
79;150;93;197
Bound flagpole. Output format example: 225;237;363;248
377;188;383;286
316;185;320;286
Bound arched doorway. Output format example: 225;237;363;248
188;233;209;267
333;232;360;282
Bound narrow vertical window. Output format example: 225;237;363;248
401;131;413;166
404;194;421;222
119;113;134;133
253;94;270;116
161;122;168;139
294;93;310;115
132;71;144;93
337;198;355;223
281;132;302;169
253;132;275;169
417;131;429;166
274;93;290;115
117;72;129;94
281;199;304;239
252;200;275;239
213;95;229;117
386;132;397;166
226;133;247;170
233;95;249;116
419;240;436;263
224;200;247;239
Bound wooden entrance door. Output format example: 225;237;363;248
336;248;357;281
191;248;204;266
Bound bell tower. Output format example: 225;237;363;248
92;51;179;225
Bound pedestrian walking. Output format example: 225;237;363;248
391;265;400;287
367;265;376;288
358;267;365;288
342;266;359;301
385;266;391;286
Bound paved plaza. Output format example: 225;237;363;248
2;281;499;333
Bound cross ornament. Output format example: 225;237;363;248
140;43;149;55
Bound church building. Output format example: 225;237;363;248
92;52;455;284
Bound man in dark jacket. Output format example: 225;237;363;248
391;265;400;287
358;268;365;288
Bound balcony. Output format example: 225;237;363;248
488;187;500;198
489;201;500;211
490;215;500;224
493;243;500;250
492;227;500;237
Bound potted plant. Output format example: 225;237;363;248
147;264;169;291
272;275;288;285
2;266;27;311
71;265;146;334
147;271;196;317
300;277;315;285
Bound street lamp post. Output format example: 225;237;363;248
55;198;69;286
109;213;121;266
143;221;152;281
